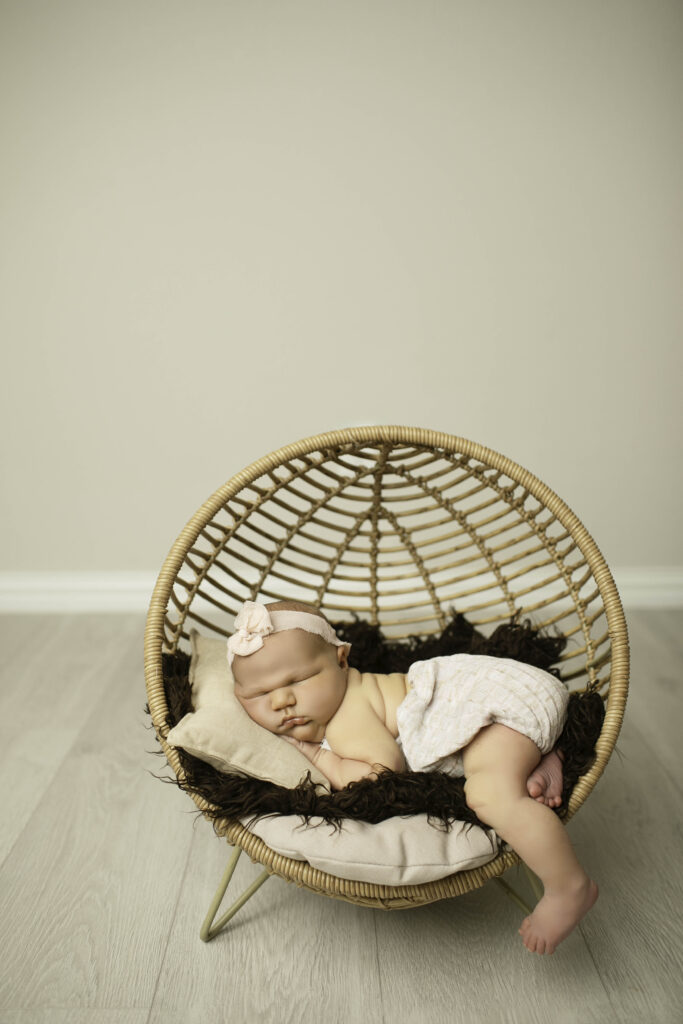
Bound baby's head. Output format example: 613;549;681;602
228;600;351;745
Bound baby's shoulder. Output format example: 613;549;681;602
345;666;386;717
325;670;381;744
325;673;403;766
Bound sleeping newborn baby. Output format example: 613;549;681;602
228;600;566;798
228;598;599;956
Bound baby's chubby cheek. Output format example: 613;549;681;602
235;693;279;733
234;692;256;721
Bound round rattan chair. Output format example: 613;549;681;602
144;426;629;940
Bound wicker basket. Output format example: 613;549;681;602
144;425;629;911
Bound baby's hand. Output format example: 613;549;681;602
281;735;325;766
281;736;377;790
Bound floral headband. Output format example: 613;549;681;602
226;600;350;667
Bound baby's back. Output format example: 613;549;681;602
346;666;408;737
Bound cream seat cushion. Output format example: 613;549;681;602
167;630;500;884
245;813;499;885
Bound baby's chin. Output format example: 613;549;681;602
287;721;325;743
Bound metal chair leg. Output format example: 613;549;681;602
493;875;533;915
493;861;544;916
522;862;544;902
200;845;271;942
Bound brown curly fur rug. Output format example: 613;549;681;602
145;610;605;834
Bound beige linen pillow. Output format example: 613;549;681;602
245;813;500;885
166;629;330;789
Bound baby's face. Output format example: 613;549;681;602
232;629;349;744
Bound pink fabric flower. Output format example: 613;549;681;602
227;601;274;661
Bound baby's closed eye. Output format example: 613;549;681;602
243;675;316;699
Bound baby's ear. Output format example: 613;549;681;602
337;644;350;668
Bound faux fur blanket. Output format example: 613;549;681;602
146;611;605;833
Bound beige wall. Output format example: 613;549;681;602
1;0;681;575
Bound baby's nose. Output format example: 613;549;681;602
271;687;294;709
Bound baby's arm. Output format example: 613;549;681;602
284;690;407;790
327;687;406;775
283;737;382;790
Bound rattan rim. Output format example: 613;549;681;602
144;425;629;906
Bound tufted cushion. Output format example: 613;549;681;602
245;813;500;885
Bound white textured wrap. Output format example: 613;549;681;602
396;654;570;777
227;600;349;667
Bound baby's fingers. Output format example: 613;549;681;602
282;736;310;754
281;736;321;764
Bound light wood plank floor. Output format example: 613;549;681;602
0;610;681;1024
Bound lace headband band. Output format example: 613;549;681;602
226;600;349;667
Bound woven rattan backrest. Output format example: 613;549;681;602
148;428;628;711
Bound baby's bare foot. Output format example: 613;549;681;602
526;748;564;808
518;877;599;955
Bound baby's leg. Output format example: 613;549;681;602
462;724;598;955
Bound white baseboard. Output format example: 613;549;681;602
612;567;683;609
0;568;682;613
0;572;157;612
